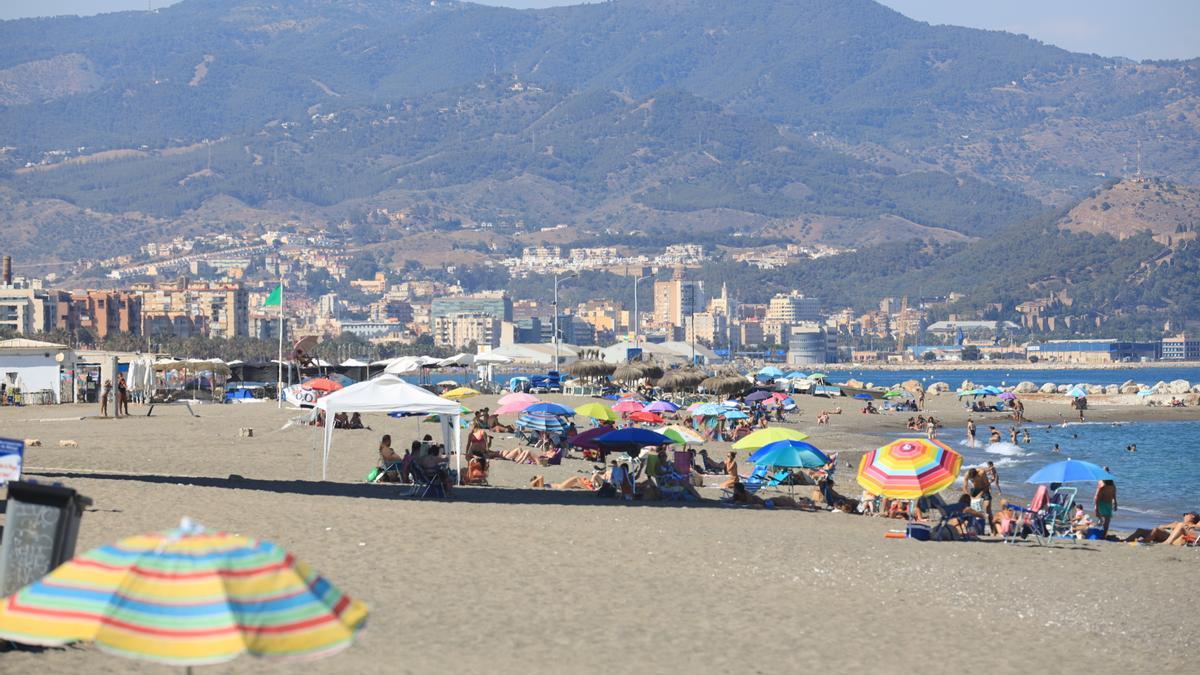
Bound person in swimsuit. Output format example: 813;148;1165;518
720;451;739;489
984;461;1002;495
730;481;811;510
465;422;491;456
966;418;976;447
1121;513;1197;544
1094;478;1117;538
962;468;995;534
988;427;1001;444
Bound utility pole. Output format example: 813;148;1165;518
633;273;651;350
553;272;576;370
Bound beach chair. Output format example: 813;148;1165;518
721;465;769;501
538;447;564;467
406;462;448;499
922;495;982;541
609;464;634;500
1044;487;1078;540
657;451;698;502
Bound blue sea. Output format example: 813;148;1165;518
883;420;1200;530
826;366;1200;389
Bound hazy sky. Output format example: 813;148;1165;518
2;0;1197;60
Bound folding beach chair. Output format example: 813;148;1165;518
721;465;769;501
1044;487;1078;540
406;462;448;499
922;495;982;541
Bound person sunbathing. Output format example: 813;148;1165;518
720;451;739;489
730;481;813;510
1122;513;1198;544
529;467;606;490
948;494;987;537
499;446;538;464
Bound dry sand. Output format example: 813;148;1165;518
1;392;1198;674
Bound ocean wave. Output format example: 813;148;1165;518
983;442;1033;457
964;457;1025;470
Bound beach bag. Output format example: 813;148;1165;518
365;467;381;482
906;523;932;541
596;482;616;498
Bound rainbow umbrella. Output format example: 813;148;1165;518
655;425;704;445
575;402;617;422
0;519;367;667
856;438;962;499
731;427;810;451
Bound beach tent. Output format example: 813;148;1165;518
314;375;463;481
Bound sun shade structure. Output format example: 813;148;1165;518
655;425;704;445
856;438;962;500
574;402;617;422
643;400;680;413
730;427;810;450
315;375;462;480
516;411;571;433
595;428;675;449
612;399;645;413
441;387;481;400
748;440;830;468
1025;459;1116;484
524;402;574;417
0;519;367;667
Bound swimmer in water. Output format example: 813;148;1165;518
1052;443;1061;453
1022;429;1031;444
1126;443;1137;453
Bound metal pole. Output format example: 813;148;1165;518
690;282;696;365
553;276;560;369
633;274;650;349
276;278;284;409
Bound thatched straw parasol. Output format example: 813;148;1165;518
713;374;752;397
637;360;664;380
660;368;706;392
613;365;645;383
565;359;616;379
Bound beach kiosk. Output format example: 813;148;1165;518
314;375;464;481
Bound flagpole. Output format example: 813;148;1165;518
276;276;284;409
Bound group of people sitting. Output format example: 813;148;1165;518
375;433;453;491
904;415;942;432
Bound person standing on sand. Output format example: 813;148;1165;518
1095;477;1117;539
100;379;111;417
918;389;925;411
117;374;129;416
926;419;936;439
966;418;977;447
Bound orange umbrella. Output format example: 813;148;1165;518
301;377;344;393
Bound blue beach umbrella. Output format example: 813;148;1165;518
1066;387;1088;398
516;411;571;433
1026;459;1115;484
525;402;575;417
595;428;675;449
757;366;784;379
744;390;773;403
853;393;874;401
722;410;749;420
748;440;830;468
1137;389;1154;397
784;371;807;380
693;403;729;417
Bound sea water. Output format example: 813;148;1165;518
828;366;1200;389
884;420;1200;529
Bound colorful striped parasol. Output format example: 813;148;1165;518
0;519;367;667
516;411;570;433
856;438;962;499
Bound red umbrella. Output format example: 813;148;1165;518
629;411;664;424
612;399;644;413
302;377;344;392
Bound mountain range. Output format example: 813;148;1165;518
0;0;1197;275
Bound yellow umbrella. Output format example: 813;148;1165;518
442;387;481;400
575;402;618;422
731;427;810;451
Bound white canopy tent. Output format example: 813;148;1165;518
313;375;464;481
437;353;475;367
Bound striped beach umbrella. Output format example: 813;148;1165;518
856;438;962;499
516;411;570;433
655;425;704;445
0;519;367;667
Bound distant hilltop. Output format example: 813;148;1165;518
1059;178;1200;246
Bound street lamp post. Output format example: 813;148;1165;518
689;281;696;365
553;272;576;370
633;274;651;350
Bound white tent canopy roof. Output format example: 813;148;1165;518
437;353;475;367
315;375;460;415
473;352;512;365
340;358;370;367
315;375;463;480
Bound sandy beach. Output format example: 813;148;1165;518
2;392;1198;674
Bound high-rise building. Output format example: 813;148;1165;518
0;287;52;335
765;291;821;324
653;268;704;329
431;292;512;323
69;291;142;339
433;313;500;349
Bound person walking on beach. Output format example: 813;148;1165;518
966;418;977;447
1095;476;1117;539
100;379;112;417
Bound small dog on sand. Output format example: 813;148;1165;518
24;438;42;447
58;440;79;448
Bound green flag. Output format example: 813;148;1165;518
264;284;283;307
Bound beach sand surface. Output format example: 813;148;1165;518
1;393;1197;674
